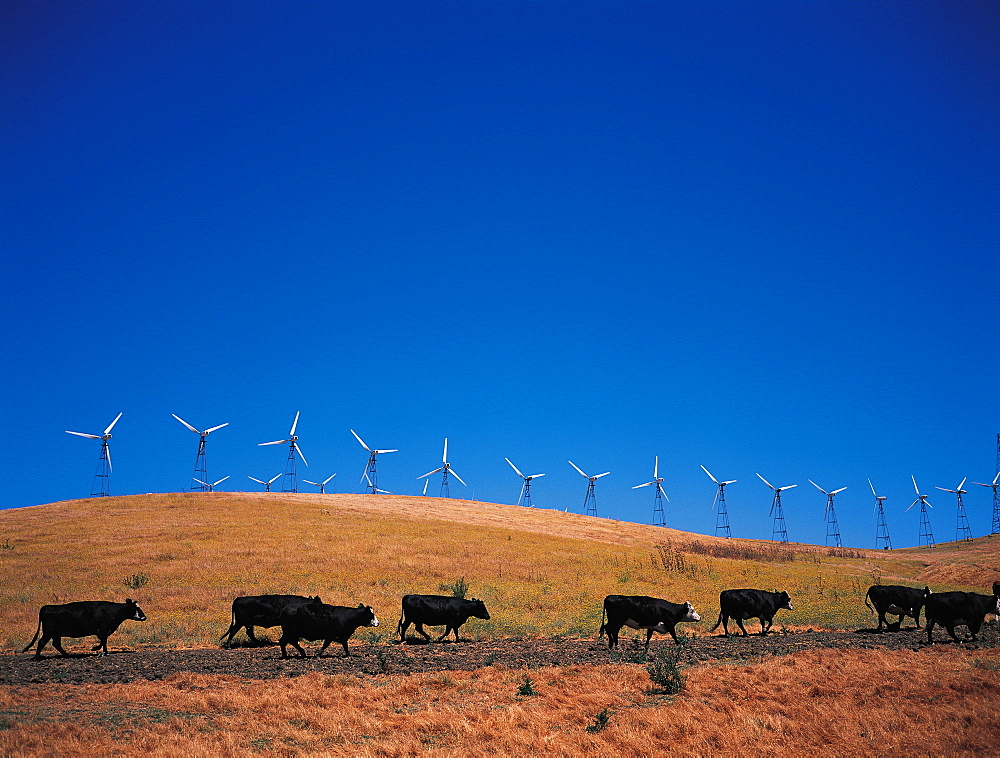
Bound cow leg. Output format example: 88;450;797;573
51;637;70;657
644;628;655;648
436;628;451;643
945;624;961;643
925;619;936;644
760;617;772;636
315;639;333;657
721;614;731;637
735;618;750;637
876;611;886;632
398;618;412;642
244;626;261;644
606;624;621;650
33;635;52;660
340;640;351;657
415;623;431;642
888;615;902;632
95;636;109;655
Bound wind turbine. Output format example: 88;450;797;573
936;477;973;542
972;472;1000;535
633;456;668;527
258;412;307;493
303;473;337;494
907;476;935;548
351;429;397;494
193;475;229;493
505;458;544;507
248;474;282;492
172;414;229;492
66;412;122;497
422;478;429;496
756;473;796;544
869;478;892;550
569;461;610;517
809;480;847;548
701;465;736;539
417;438;466;498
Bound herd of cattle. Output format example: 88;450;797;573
20;583;1000;661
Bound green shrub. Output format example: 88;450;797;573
647;646;685;694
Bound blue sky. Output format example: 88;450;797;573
2;1;998;548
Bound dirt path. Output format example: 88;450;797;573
3;625;997;686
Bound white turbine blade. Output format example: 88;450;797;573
289;411;300;437
259;439;288;446
905;498;918;511
653;456;659;479
450;469;467;486
374;449;398;454
912;475;920;495
995;471;1000;486
568;461;588;478
442;438;448;463
633;481;654;489
213;476;230;486
295;444;308;466
594;471;611;479
700;465;719;484
194;478;209;487
527;473;545;480
323;474;337;485
106;444;112;472
957;477;967;491
505;458;524;478
66;430;101;439
868;478;878;497
104;412;123;435
831;487;847;495
778;484;797;491
350;429;371;451
172;414;199;434
268;474;282;484
808;479;828;495
935;487;955;493
721;480;737;485
204;422;229;435
756;473;776;490
303;480;319;486
418;467;443;479
422;479;429;495
249;477;265;484
658;483;669;501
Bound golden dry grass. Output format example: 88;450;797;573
0;492;997;650
0;647;997;756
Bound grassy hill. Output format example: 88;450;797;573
2;492;997;650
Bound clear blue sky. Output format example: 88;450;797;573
2;1;998;548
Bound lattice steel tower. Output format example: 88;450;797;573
569;461;609;517
757;474;795;544
506;458;544;507
869;479;892;550
633;456;669;527
908;476;935;548
66;412;122;498
809;480;846;548
259;412;308;494
702;465;736;539
936;478;973;542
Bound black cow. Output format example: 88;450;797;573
397;595;491;643
22;599;146;660
710;589;793;637
278;602;379;658
599;595;702;649
924;589;1000;644
864;585;926;631
220;594;322;648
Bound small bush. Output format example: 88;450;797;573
124;573;149;590
647;646;685;695
517;675;538;697
438;576;469;599
585;708;612;733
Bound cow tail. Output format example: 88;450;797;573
864;587;875;614
708;610;723;632
598;606;607;639
396;609;405;639
21;616;42;654
219;606;237;642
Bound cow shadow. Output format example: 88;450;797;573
853;626;919;635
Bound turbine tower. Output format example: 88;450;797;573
973;472;1000;535
907;476;935;548
569;461;610;517
809;480;846;548
303;473;336;494
701;465;736;539
248;474;282;492
351;429;397;494
418;438;466;498
869;478;892;550
258;412;308;493
66;412;122;497
936;477;973;543
193;475;229;492
757;473;796;544
505;458;544;507
172;414;229;492
633;456;668;527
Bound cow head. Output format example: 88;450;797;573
682;602;701;623
125;599;147;622
992;581;999;599
310;595;323;604
470;598;491;620
779;592;793;611
355;603;379;627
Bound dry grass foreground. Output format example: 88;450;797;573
0;647;997;756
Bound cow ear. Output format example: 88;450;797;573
126;598;134;604
357;602;364;609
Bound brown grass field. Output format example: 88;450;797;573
1;492;999;755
